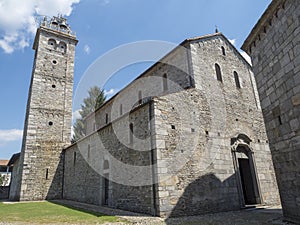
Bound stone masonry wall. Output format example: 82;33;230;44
64;103;155;215
85;44;191;135
9;25;77;201
152;35;280;217
243;0;300;222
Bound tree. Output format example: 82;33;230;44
72;86;106;143
0;173;8;187
0;174;4;187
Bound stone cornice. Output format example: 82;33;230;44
242;0;286;54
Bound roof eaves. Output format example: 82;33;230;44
242;0;284;53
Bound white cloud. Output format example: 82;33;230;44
240;51;252;65
35;0;80;17
0;39;14;54
0;129;23;142
0;0;80;54
70;126;74;139
72;109;82;122
84;44;91;55
104;88;118;97
229;39;236;46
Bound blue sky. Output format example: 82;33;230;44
0;0;272;159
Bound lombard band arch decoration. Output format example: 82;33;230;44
231;133;262;207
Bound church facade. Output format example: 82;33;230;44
10;16;280;217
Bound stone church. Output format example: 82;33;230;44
9;14;280;217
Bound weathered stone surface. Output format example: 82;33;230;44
242;0;300;223
9;17;78;201
64;103;155;215
67;33;279;217
10;15;280;219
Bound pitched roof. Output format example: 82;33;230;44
7;153;20;167
185;32;252;68
0;160;8;166
84;32;251;123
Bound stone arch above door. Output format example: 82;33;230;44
231;133;262;207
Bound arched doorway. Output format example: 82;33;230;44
231;134;261;207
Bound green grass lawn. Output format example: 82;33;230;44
0;201;125;224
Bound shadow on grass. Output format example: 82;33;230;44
49;200;109;217
49;198;156;219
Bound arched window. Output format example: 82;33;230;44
138;91;142;104
58;41;67;53
163;73;168;91
221;46;226;56
129;123;133;144
215;63;223;82
234;71;241;88
48;39;56;49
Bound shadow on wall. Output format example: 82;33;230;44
165;173;240;220
46;150;64;200
0;186;9;200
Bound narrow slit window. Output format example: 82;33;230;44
120;104;123;116
163;73;168;91
87;145;90;159
215;63;223;82
234;71;241;88
105;113;108;124
73;152;76;166
278;116;282;125
46;169;49;180
129;123;133;144
138;91;142;104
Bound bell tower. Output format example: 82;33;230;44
9;16;78;200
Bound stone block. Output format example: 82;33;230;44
292;93;300;106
